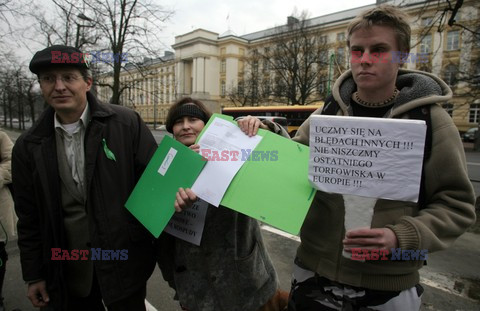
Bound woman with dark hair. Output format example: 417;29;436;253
157;97;288;311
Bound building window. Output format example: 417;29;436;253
274;77;284;97
320;51;328;64
263;47;270;72
453;11;461;22
221;80;226;97
444;64;458;86
420;34;432;54
252;60;259;73
421;17;433;26
473;61;480;86
318;81;326;95
239;60;244;73
262;79;271;98
442;102;454;117
417;63;432;73
263;57;269;72
446;31;459;51
319;35;327;45
220;59;226;73
237;81;244;96
337;32;345;42
469;103;480;123
337;48;345;65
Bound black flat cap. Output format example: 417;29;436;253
29;45;90;74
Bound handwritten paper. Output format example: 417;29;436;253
309;115;426;202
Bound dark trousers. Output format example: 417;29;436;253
288;274;423;311
67;272;147;311
0;242;7;302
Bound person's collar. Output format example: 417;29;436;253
54;102;90;132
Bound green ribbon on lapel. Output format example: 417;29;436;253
102;138;116;162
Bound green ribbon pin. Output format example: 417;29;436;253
102;138;116;162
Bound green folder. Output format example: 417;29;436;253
125;135;206;237
197;114;315;235
221;130;314;235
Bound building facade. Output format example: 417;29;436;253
97;0;480;131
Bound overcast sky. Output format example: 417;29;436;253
8;0;376;63
159;0;376;47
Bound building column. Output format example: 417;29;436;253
196;57;206;93
176;61;185;95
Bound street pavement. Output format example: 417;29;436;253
2;127;479;311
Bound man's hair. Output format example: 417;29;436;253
347;5;411;53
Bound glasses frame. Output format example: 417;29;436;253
38;73;83;85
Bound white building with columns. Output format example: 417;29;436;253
97;0;480;130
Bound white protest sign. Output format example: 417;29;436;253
164;199;209;246
309;115;426;202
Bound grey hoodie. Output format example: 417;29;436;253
292;69;476;291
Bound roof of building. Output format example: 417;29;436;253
239;0;427;42
219;29;238;38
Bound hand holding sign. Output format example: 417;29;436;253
309;115;426;259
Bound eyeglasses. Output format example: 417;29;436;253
39;74;81;85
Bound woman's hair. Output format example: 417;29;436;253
347;5;411;53
165;97;212;133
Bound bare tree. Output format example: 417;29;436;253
24;0;173;105
227;50;272;106
0;53;41;129
259;11;330;105
0;0;26;36
409;0;480;146
84;0;173;105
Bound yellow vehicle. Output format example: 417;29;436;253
222;103;324;137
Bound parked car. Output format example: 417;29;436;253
462;127;478;142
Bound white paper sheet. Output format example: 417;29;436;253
164;199;209;246
341;194;377;259
309;115;426;202
192;117;263;206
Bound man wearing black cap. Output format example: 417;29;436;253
12;45;158;310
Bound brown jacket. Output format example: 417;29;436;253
0;131;15;243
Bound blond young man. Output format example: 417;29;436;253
289;5;476;311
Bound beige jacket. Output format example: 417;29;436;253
0;130;15;243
